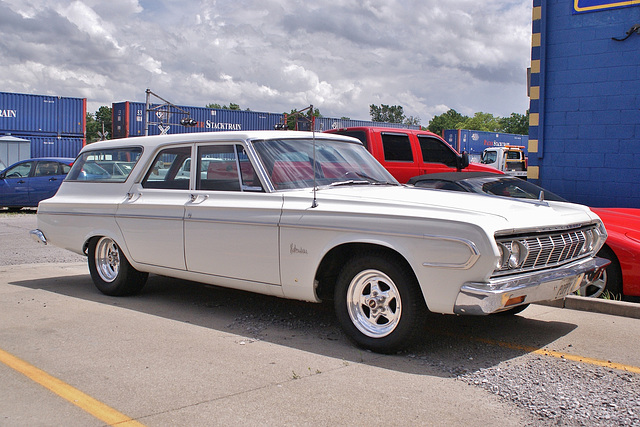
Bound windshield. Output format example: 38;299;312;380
459;176;567;201
252;138;398;190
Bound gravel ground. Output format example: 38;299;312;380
458;356;640;426
2;210;639;426
0;210;85;265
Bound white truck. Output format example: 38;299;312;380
481;145;527;178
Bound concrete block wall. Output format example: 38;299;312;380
528;0;640;208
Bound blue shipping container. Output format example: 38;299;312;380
443;129;528;162
112;101;420;139
0;91;86;137
314;117;419;131
113;102;285;138
24;135;84;159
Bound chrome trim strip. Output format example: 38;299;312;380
421;235;480;269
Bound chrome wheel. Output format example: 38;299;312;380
346;269;402;338
577;269;607;298
94;237;120;283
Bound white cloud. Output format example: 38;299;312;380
0;0;532;125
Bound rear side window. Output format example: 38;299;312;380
381;133;413;162
417;136;457;167
142;146;192;190
67;148;142;182
197;144;262;192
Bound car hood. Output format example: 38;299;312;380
302;185;600;234
591;208;640;242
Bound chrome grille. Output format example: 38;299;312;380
494;225;599;277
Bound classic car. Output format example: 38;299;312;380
31;131;609;353
0;157;75;210
407;172;639;299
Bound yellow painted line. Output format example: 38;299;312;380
0;348;146;426
469;335;640;375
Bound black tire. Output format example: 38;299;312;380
596;245;623;296
334;251;427;353
87;236;148;296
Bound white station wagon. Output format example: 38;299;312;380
32;131;609;352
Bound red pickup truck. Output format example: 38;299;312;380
324;126;499;183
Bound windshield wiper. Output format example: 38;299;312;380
330;171;392;185
329;179;372;187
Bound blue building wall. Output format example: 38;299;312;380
528;0;640;207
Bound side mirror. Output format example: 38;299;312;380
458;152;470;170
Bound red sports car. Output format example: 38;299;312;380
407;172;640;299
589;208;640;298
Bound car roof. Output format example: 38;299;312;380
77;130;362;153
1;157;75;170
407;171;500;184
325;126;439;137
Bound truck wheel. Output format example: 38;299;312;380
334;251;426;353
88;236;148;296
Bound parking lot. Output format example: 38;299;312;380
1;211;640;426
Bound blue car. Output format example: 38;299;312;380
0;157;75;210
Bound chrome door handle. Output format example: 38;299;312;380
189;194;209;204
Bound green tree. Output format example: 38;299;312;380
369;104;405;123
427;109;468;135
86;106;112;143
404;115;421;127
206;103;242;110
458;112;502;132
499;112;529;135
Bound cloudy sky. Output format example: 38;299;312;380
1;0;532;125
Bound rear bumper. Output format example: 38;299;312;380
30;229;47;245
454;257;610;315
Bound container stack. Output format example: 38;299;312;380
112;101;419;139
0;91;86;162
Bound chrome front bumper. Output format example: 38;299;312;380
454;257;610;315
30;229;47;245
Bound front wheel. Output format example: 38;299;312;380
577;246;622;298
88;236;148;296
334;252;426;353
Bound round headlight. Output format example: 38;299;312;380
496;244;506;269
581;229;594;254
508;242;521;268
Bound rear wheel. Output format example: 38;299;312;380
334;251;426;353
88;236;148;296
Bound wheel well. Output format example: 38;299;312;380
83;236;101;256
314;243;418;301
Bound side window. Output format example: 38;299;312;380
142;146;191;190
418;136;457;167
4;162;33;178
482;151;497;164
381;133;413;162
67;147;142;182
60;163;72;174
34;161;61;177
196;144;262;192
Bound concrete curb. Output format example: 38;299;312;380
537;295;640;320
